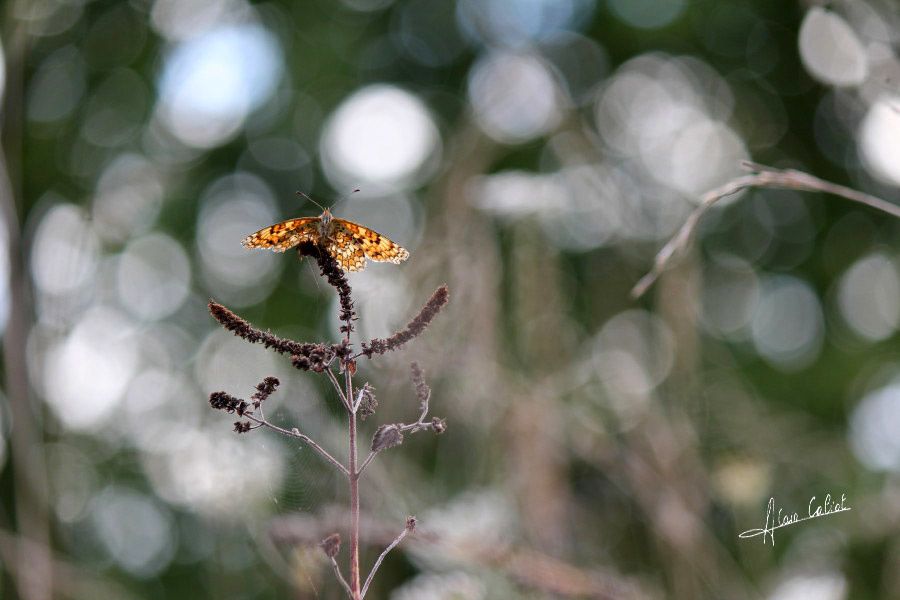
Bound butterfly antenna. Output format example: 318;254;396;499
295;190;327;212
330;188;361;212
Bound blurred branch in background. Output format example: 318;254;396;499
0;5;53;599
0;528;139;600
632;161;900;299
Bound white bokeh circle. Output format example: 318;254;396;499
859;97;900;187
468;51;561;144
799;8;868;87
320;84;440;190
116;233;191;321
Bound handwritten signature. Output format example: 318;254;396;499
738;494;851;545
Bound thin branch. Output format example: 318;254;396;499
397;403;431;434
398;419;434;434
241;413;349;477
357;450;377;475
357;364;443;476
329;557;354;599
630;161;900;299
360;518;415;599
357;414;443;476
352;387;369;413
358;421;429;476
326;368;351;411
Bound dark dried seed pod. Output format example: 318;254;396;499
358;383;378;420
320;533;341;559
371;424;404;452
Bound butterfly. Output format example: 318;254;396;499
242;208;410;272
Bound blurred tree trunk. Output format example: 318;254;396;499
1;9;53;600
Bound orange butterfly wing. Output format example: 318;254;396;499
242;217;321;252
328;219;410;272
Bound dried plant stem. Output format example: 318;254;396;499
356;450;378;475
329;556;354;598
346;369;362;599
327;369;350;410
399;404;430;434
360;523;412;599
208;258;446;597
241;413;349;477
631;161;900;299
352;387;368;412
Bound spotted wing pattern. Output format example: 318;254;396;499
325;236;368;272
241;217;321;252
329;219;410;272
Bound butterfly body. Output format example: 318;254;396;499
242;209;409;272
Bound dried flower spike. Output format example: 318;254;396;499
320;533;342;559
297;241;356;330
410;362;431;412
290;343;335;372
210;391;245;414
362;285;449;357
251;376;280;407
209;301;335;363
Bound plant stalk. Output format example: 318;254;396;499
346;368;361;599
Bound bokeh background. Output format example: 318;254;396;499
1;0;900;598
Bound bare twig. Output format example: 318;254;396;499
326;368;351;411
397;363;443;436
631;161;900;299
352;387;367;413
360;518;416;599
398;417;438;434
241;413;349;477
356;369;444;476
329;557;354;599
356;450;376;475
357;420;443;476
